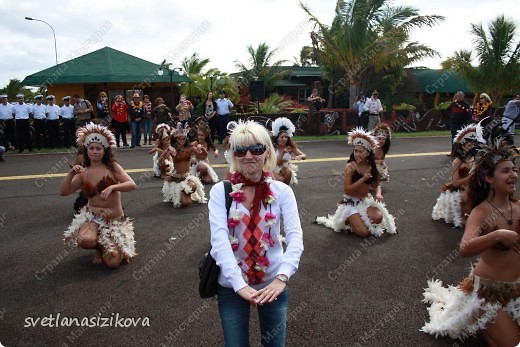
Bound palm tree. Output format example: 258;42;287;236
300;0;444;106
292;46;317;67
0;79;23;100
181;53;210;76
442;15;520;105
234;42;292;92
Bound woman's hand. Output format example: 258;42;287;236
496;229;520;253
214;149;219;158
363;170;372;182
69;165;84;176
99;185;114;200
236;286;259;307
252;280;286;305
375;193;384;202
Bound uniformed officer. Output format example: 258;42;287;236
12;93;33;152
60;96;75;148
32;94;47;149
45;95;61;148
0;94;15;147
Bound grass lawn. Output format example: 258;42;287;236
294;130;451;141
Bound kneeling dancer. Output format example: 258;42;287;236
316;127;396;237
60;123;137;268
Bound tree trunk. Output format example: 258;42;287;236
349;82;357;108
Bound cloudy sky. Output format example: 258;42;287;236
0;0;518;89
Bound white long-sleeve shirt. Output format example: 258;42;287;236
365;97;382;115
209;179;304;292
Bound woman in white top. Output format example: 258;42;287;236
208;120;304;346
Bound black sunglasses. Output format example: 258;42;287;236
234;143;267;157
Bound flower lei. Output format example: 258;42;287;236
227;171;277;284
473;101;493;120
130;101;143;111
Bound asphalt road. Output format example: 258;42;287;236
0;136;487;347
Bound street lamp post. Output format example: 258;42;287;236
158;64;184;109
25;17;58;65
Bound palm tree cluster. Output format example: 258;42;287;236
300;0;444;106
442;15;520;105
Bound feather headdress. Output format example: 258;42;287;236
453;124;478;144
76;122;116;149
372;123;392;139
271;117;296;137
173;122;189;138
348;127;377;152
155;123;171;140
476;116;504;145
471;139;519;183
226;121;238;136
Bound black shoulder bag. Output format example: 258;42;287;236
198;180;232;298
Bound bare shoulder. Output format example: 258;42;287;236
344;162;356;175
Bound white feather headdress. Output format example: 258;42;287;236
347;127;377;152
173;122;189;138
453;124;478;144
76;122;116;149
271;117;295;137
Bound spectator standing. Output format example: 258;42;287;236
96;92;110;124
501;94;520;138
215;89;233;144
142;95;153;145
365;90;382;131
12;93;33;153
72;94;94;126
111;95;129;147
152;97;173;127
0;94;15;147
60;96;75;148
32;95;47;149
128;92;144;148
45;95;61;148
354;93;369;129
175;94;193;127
472;92;494;122
307;88;324;135
447;91;472;142
208;120;304;346
203;92;218;142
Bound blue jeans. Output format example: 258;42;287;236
0;146;5;160
217;285;288;347
142;118;153;143
130;121;142;146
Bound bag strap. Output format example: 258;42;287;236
223;180;232;215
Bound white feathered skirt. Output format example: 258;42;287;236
274;162;299;185
190;158;219;183
63;206;137;261
431;188;463;228
162;173;207;208
315;194;397;237
421;273;520;340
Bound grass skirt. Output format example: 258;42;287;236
63;206;137;261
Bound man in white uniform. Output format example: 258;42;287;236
0;94;15;147
32;95;47;149
45;95;61;148
60;96;75;148
12;93;33;152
